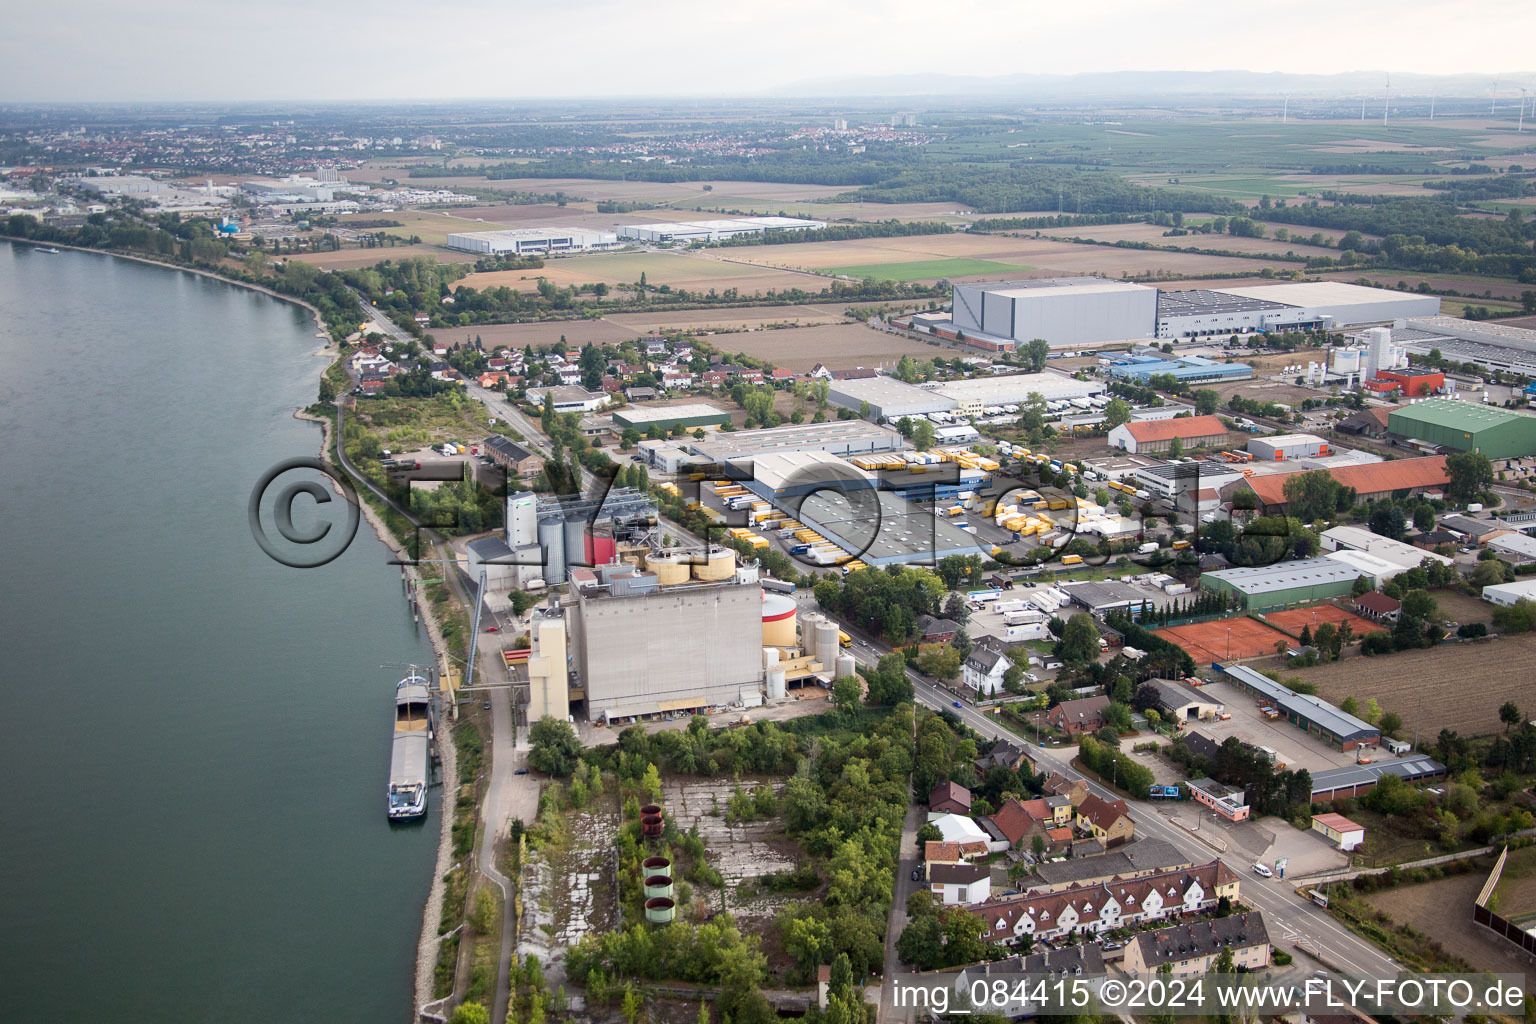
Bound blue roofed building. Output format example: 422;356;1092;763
1108;352;1253;385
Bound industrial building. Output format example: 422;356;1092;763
1227;456;1450;515
611;402;732;433
826;375;956;420
1155;282;1439;338
1321;525;1453;571
1394;316;1536;377
443;227;623;255
951;277;1159;347
1308;756;1446;801
687;420;903;463
1247;433;1329;461
1199;557;1362;611
1107;415;1230;454
1387;398;1536;459
932;371;1104;408
616;216;826;244
524;610;569;727
524;385;612;413
566;560;765;721
1108;353;1253;385
1480;579;1536;607
1219;664;1380;751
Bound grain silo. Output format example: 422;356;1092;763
538;518;566;584
835;653;857;679
814;618;839;673
692;546;736;582
766;668;786;700
761;592;797;648
562;520;587;572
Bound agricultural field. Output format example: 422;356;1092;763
828;257;1033;282
439;319;640;350
701;321;942;372
1034;220;1340;259
602;303;854;333
334;209;499;245
1290;631;1536;738
288;245;476;270
453;250;819;296
1360;853;1536;976
1316;270;1534;303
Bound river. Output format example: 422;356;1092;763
0;242;438;1023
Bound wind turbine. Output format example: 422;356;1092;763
1521;88;1529;133
1282;94;1289;123
1429;92;1436;121
1383;74;1391;126
1492;80;1499;116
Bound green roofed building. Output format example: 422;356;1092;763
1387;398;1536;459
612;402;732;433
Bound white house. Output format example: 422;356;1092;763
963;641;1011;696
927;861;992;906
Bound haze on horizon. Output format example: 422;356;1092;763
6;0;1536;104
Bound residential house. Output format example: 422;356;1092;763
1120;911;1270;977
928;781;972;816
1076;793;1135;847
737;368;765;384
914;615;961;643
770;368;795;383
486;356;508;371
478;371;511;389
927;861;992;906
1027;838;1193;891
1179;731;1223;763
701;370;729;388
643;335;667;356
1041;772;1088;807
963;641;1010;697
1412;529;1460;551
1187;777;1250;822
982;797;1056;850
970;859;1241;943
557;365;583;386
1047;695;1110;735
926;813;990;857
924;841;983;865
1351;591;1401;622
950;947;1105;1018
484;435;544;478
661;371;693;390
974;740;1033;775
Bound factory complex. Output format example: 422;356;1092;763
827;370;1104;420
616;216;826;243
443;227;624;255
1386;398;1536;460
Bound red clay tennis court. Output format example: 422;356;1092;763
1263;604;1385;636
1155;616;1291;665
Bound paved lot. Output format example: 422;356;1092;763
1181;679;1362;775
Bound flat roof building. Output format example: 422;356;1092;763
1108;353;1254;384
1480;579;1536;607
1218;281;1440;327
932;371;1104;406
1387;398;1536;459
1395;316;1536;376
1199;557;1361;611
689;420;903;463
617;216;826;244
1248;433;1329;462
611;402;732;432
1220;664;1380;750
444;228;621;254
1309;756;1446;800
1320;525;1453;570
827;375;956;420
952;277;1158;347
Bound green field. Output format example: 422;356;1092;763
828;258;1031;281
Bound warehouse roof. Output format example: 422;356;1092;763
1202;557;1361;595
1241;456;1448;507
1390;397;1535;433
933;371;1103;404
960;277;1154;300
1309;757;1446;795
828;375;956;411
612;402;729;425
1220;281;1423;308
1221;664;1379;742
1481;579;1536;603
1259;432;1327;448
1322;525;1453;569
1158;288;1295;316
690;420;901;461
1123;415;1230;443
739;450;872;492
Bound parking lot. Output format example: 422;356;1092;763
1177;679;1362;775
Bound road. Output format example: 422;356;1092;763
830;622;1400;1005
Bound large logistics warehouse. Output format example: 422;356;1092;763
1199;557;1361;611
1155;282;1439;337
951;278;1159;348
1220;665;1381;751
611;402;733;433
617;216;826;243
689;420;903;462
827;376;956;419
1395;316;1536;377
444;228;621;254
932;371;1104;408
1387;398;1536;459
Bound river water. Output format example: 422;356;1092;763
0;242;438;1023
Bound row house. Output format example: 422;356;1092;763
557;365;583;385
970;859;1241;944
1120;911;1270;977
661;371;694;389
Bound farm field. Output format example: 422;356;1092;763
1035;221;1339;259
453;250;818;296
1155;616;1291;664
287;245;476;269
1317;270;1532;303
334;209;498;245
701;321;942;371
1361;856;1536;976
1290;631;1536;738
602;303;854;332
829;257;1033;281
439;319;641;350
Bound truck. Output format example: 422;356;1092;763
1137;541;1160;555
838;630;852;648
1134;489;1151;500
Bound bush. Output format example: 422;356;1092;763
1273;951;1293;966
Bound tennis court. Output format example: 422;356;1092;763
1155;616;1291;665
1263;604;1385;637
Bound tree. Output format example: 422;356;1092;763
1400;589;1437;623
1412;503;1436;533
1446;451;1494;505
640;761;664;801
529;716;582;776
450;1004;490;1024
1340;696;1360;716
1023;338;1050;372
1056;613;1101;665
916;645;962;681
832;675;862;714
1194;389;1219;416
1473;559;1508;589
1379;711;1403;736
621;985;644;1024
1369;503;1407;540
1103;398;1131;429
1351;575;1373;597
1168;436;1183;459
1501;701;1524;732
911;418;936;452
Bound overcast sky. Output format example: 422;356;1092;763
5;0;1534;103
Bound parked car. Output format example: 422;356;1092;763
514;768;529;775
911;869;922;882
951;701;963;709
482;701;491;710
1252;862;1274;878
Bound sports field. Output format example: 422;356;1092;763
828;258;1031;281
1156;616;1291;665
1262;604;1385;638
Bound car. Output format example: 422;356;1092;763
911;869;922;882
515;768;529;775
1100;940;1123;951
952;701;963;709
482;701;491;710
1252;862;1274;878
485;626;499;633
631;455;644;461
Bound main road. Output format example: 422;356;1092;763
827;619;1399;1022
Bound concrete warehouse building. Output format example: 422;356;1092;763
951;277;1159;347
1321;525;1454;571
1392;316;1536;377
1247;433;1329;461
1220;664;1380;751
616;216;826;244
1154;282;1439;338
566;564;764;721
1198;557;1361;611
1387;398;1536;459
1108;353;1253;385
932;371;1104;408
827;375;956;420
688;420;903;463
611;402;733;433
444;228;622;254
1108;415;1230;454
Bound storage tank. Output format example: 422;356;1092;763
692;545;735;581
562;520;587;574
641;855;671;878
766;668;786;699
646;551;691;586
815;619;839;672
761;592;797;648
643;874;675;899
538;518;566;585
640;806;665;838
835;654;856;680
644;896;676;924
